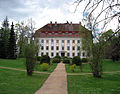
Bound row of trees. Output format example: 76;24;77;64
0;17;36;59
0;17;16;59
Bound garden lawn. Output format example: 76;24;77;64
67;73;120;94
0;68;49;94
66;60;120;73
0;58;57;73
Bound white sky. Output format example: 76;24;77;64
0;0;119;31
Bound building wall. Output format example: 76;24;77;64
35;37;86;58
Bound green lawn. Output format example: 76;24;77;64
66;60;120;73
0;68;49;94
67;73;120;94
0;58;57;73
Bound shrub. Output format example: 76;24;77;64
25;42;38;76
70;64;76;72
52;58;61;63
72;56;81;66
63;58;70;64
40;63;49;71
81;58;88;63
54;55;61;59
36;56;41;61
40;55;50;64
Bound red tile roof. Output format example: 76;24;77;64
34;22;91;38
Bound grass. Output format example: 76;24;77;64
67;73;120;94
0;58;57;73
0;68;49;94
66;60;120;73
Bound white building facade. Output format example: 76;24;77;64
34;22;90;58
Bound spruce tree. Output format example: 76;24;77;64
1;17;10;58
8;22;16;59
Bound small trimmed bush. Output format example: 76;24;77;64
36;56;41;61
72;56;81;66
54;56;61;59
63;58;70;64
52;58;61;63
40;55;50;64
40;63;49;71
81;58;88;63
70;64;76;72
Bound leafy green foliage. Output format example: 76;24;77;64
40;55;50;64
40;63;49;71
63;57;70;64
25;40;38;76
72;56;81;66
81;58;88;63
70;64;76;72
52;58;61;63
36;56;41;61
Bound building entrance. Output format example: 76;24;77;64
61;53;65;57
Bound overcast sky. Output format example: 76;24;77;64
0;0;86;29
0;0;119;31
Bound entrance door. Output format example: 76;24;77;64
61;53;65;57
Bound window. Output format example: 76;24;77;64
51;39;54;43
72;46;75;50
62;46;64;50
77;40;80;43
78;53;80;56
83;52;85;57
56;53;59;56
67;46;70;50
77;46;80;50
51;46;54;50
51;53;54;56
41;46;44;50
67;53;70;56
72;40;75;43
56;40;59;43
46;52;48;56
56;46;59;50
41;40;44;43
67;40;70;43
72;53;75;56
41;52;44;56
46;46;49;50
62;40;64;43
46;40;49;43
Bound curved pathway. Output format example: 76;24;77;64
35;63;67;94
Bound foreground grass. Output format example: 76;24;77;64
0;58;57;73
67;73;120;94
66;60;120;73
0;69;49;94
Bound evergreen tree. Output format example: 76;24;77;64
8;22;16;59
0;17;10;58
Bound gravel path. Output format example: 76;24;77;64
35;63;68;94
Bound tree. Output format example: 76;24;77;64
25;40;39;76
8;22;16;59
75;0;120;78
0;17;10;58
15;19;36;58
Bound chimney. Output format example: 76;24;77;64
49;21;52;27
79;22;81;25
55;21;57;26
